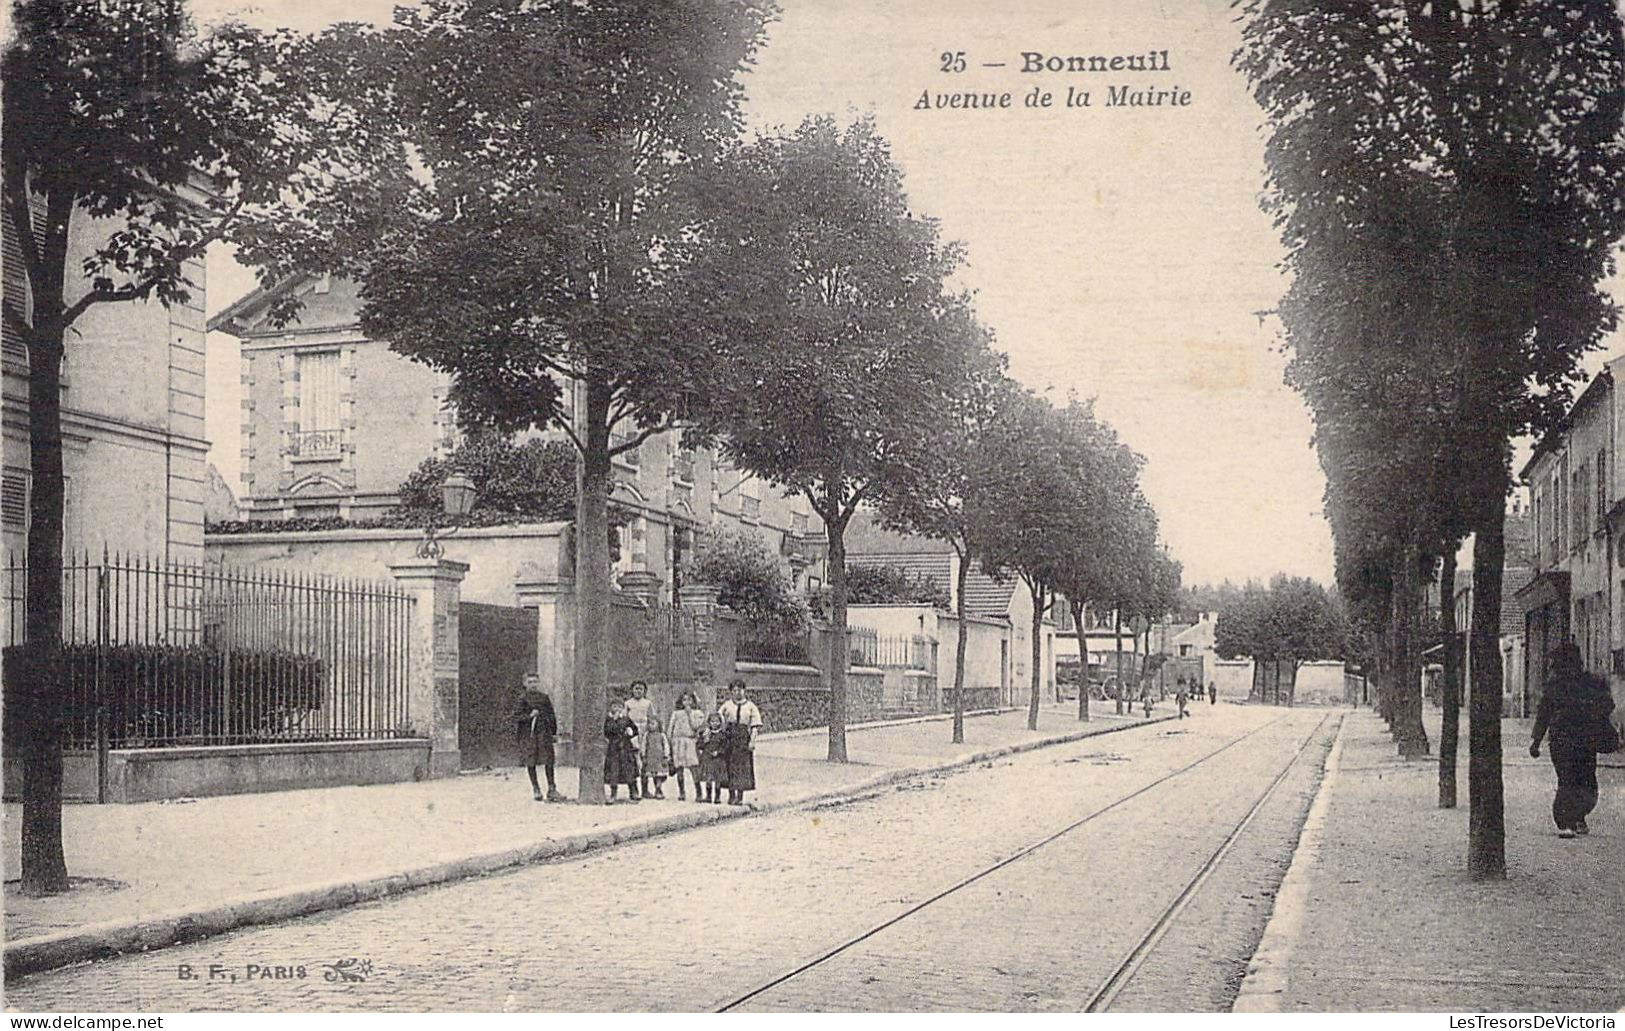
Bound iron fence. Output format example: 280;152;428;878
848;626;879;666
872;633;934;671
3;551;414;750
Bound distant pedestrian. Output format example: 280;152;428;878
642;708;671;800
603;700;641;804
699;711;728;803
719;678;763;805
668;691;705;802
1141;688;1153;719
1530;642;1618;838
514;674;561;802
1208;681;1217;705
1175;681;1189;719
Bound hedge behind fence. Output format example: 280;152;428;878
3;643;327;748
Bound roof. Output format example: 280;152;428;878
962;561;1018;620
844;508;956;556
846;551;1019;621
1499;566;1533;632
207;274;310;336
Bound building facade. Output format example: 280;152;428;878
1520;358;1625;727
842;509;1057;706
208;275;826;602
2;195;210;569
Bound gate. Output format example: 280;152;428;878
457;601;538;769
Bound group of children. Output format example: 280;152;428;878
517;674;764;806
605;679;762;805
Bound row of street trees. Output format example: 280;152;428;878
1236;0;1625;879
6;0;1178;889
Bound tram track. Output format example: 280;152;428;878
714;711;1338;1012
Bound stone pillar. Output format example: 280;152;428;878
389;558;469;777
679;584;723;683
619;569;662;605
515;575;576;745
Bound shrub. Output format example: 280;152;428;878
687;526;808;634
396;434;575;522
2;643;327;748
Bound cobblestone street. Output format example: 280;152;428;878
7;705;1336;1012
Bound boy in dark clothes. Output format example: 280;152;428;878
515;673;562;801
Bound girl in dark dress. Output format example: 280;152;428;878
603;700;641;804
698;711;728;804
514;675;561;802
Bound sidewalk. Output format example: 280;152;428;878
3;703;1157;978
1235;707;1625;1012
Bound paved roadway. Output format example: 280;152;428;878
7;705;1339;1012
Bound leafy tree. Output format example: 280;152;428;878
260;0;776;801
687;526;808;634
1037;393;1157;720
1;0;382;893
873;333;1009;743
684;116;974;761
1237;0;1625;878
973;391;1129;730
394;436;575;523
1213;575;1349;706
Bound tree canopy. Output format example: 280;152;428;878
682;114;978;760
394;436;575;524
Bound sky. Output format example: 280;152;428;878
196;0;1625;588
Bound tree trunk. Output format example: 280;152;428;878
571;378;614;803
952;545;969;744
1131;623;1141;705
827;517;850;762
1075;600;1090;722
20;327;69;894
1025;580;1044;731
1392;537;1430;757
1282;659;1299;706
1438;548;1460;808
1114;610;1125;716
1468;496;1506;880
19;195;72;894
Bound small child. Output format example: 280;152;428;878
698;711;729;804
603;700;641;803
642;709;671;800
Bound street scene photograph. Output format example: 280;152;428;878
2;0;1624;1017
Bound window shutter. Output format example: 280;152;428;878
2;200;33;365
1;469;28;531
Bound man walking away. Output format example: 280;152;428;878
1531;642;1617;838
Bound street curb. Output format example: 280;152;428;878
3;712;1171;982
1230;710;1349;1013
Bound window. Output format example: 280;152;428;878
2;469;27;532
1179;644;1192;657
610;424;640;466
1598;448;1608;529
791;510;808;536
295;351;341;458
1554;468;1566;556
740;475;760;521
2;195;45;367
554;375;575;431
672;444;695;485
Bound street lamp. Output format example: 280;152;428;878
417;472;477;558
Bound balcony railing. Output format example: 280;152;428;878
291;428;343;459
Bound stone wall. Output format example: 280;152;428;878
940;686;1002;712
